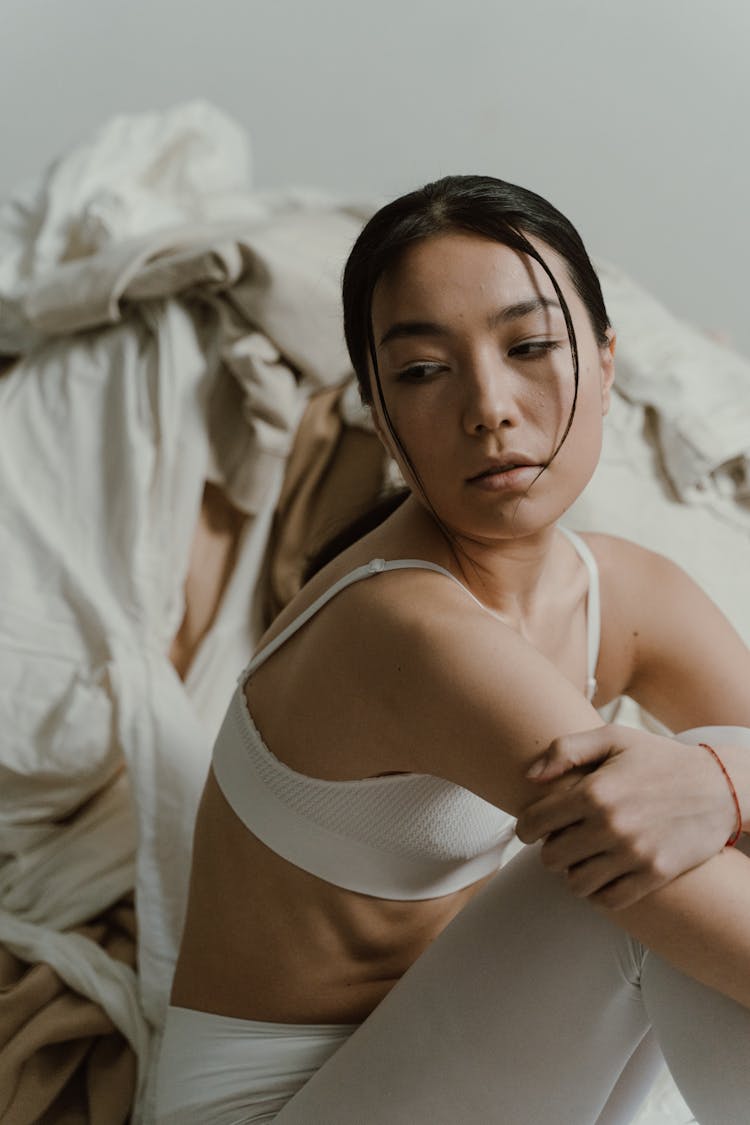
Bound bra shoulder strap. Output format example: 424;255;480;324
559;526;601;700
241;541;601;700
238;557;463;683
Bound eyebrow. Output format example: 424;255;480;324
378;296;561;347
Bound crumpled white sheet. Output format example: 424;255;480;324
0;99;263;351
597;259;750;506
0;299;314;1119
0;305;229;1111
0;101;365;1122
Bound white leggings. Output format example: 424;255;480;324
155;836;750;1125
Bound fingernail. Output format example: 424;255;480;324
526;758;547;778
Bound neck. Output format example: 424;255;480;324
389;497;565;627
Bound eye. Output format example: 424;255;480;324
508;339;563;359
396;362;445;383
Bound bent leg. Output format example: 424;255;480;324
277;841;750;1124
276;843;659;1125
640;833;750;1125
593;1031;666;1125
641;954;750;1125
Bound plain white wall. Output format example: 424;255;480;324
2;0;748;353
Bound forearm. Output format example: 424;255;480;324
610;842;750;1009
520;723;750;1008
597;728;750;1005
675;727;750;838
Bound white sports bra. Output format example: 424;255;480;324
212;527;601;901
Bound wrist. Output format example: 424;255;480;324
714;744;749;836
673;727;750;839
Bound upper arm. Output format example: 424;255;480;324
618;545;750;731
368;575;604;817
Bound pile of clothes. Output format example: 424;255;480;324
1;101;748;1123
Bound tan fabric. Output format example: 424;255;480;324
264;381;388;623
168;482;247;680
0;896;137;1125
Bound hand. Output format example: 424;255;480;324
515;724;739;909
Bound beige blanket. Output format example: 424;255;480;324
0;896;136;1124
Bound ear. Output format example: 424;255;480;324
599;330;616;415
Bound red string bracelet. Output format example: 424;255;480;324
699;743;743;847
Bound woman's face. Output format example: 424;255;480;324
369;231;615;543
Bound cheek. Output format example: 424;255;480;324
385;390;443;447
549;361;605;469
371;400;433;487
567;387;605;465
570;354;604;419
535;378;575;455
537;351;578;426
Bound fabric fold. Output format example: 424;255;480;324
597;258;750;503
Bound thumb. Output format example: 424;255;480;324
526;726;618;781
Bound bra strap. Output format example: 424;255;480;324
559;527;601;700
239;557;464;683
240;537;601;700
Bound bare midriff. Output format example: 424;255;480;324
170;770;495;1025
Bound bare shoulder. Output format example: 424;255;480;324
250;560;484;775
252;552;600;810
575;531;702;625
578;531;750;728
578;530;732;626
576;530;672;577
304;559;501;689
323;561;601;809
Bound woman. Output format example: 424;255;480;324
155;176;750;1124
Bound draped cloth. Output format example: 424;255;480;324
0;897;137;1125
3;102;750;1125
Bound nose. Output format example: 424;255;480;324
461;353;520;435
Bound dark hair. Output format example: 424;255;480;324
305;176;611;582
301;488;410;585
344;174;610;404
343;176;610;505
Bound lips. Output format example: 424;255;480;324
467;456;539;482
467;461;544;494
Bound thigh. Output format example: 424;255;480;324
276;844;654;1125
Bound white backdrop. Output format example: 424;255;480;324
1;0;748;354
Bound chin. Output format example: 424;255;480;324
439;507;552;544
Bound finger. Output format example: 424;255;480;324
526;725;623;781
563;851;632;897
540;824;614;873
516;787;594;843
588;869;667;911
